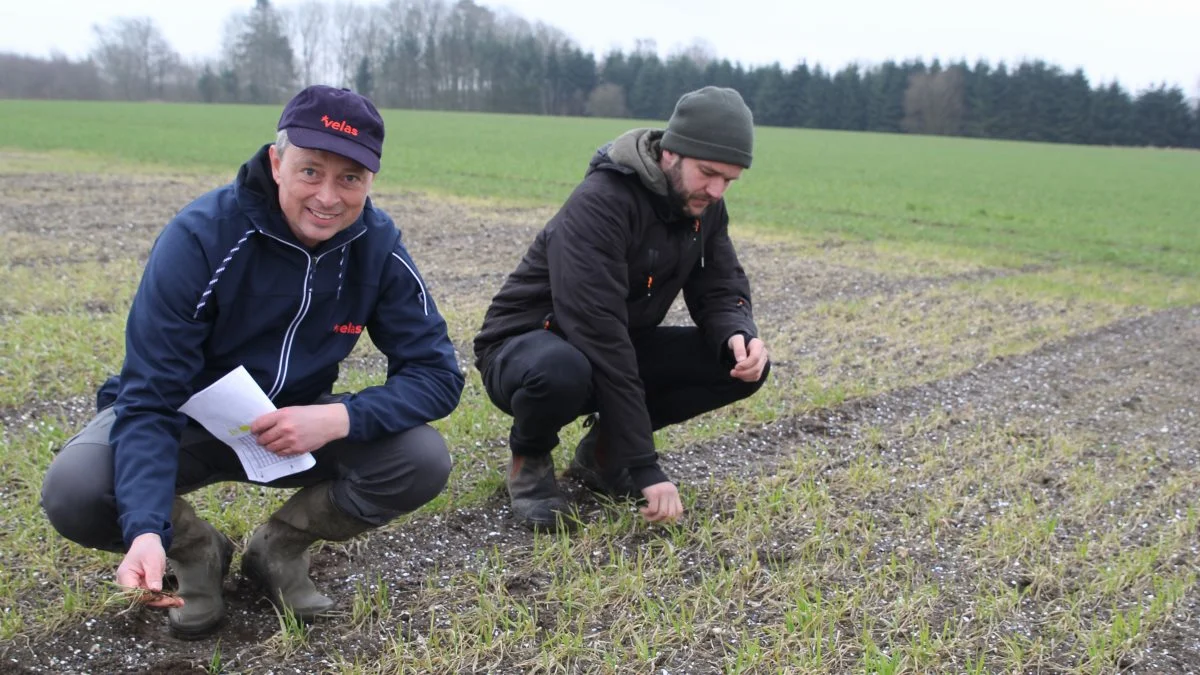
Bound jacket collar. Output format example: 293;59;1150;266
589;131;696;226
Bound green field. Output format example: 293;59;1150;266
3;99;1199;276
2;100;1199;673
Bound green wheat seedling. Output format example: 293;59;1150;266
268;605;312;658
206;640;223;674
351;574;393;629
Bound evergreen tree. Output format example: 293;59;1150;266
704;59;747;93
232;0;296;104
750;63;788;126
804;65;835;128
219;67;239;102
599;51;633;90
863;60;906;133
984;62;1015;139
663;54;705;111
958;60;989;137
198;65;219;103
785;63;814;128
1134;85;1193;147
831;64;867;131
1059;69;1093;143
1089;82;1135;145
1191;101;1200;148
354;56;373;98
628;55;667;119
559;47;598;116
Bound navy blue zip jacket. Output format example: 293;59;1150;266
98;145;464;550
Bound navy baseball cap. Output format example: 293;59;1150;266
277;85;385;172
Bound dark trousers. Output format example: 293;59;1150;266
482;326;768;457
41;398;452;553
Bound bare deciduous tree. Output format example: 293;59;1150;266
902;68;965;135
633;38;657;57
90;17;181;100
585;82;628;118
331;1;377;88
0;52;104;99
282;1;330;86
670;39;717;70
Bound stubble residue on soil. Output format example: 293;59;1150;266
1;166;1198;673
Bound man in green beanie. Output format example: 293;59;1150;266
474;86;770;531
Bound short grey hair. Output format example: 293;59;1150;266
275;129;291;158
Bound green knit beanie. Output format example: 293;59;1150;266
661;86;754;168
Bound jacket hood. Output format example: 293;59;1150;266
588;128;669;197
236;144;281;212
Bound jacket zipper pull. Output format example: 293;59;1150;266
695;219;705;268
646;248;659;297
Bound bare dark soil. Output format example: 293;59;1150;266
1;171;1198;674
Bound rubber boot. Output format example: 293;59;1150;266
507;453;574;532
241;483;372;619
566;416;638;499
166;497;235;640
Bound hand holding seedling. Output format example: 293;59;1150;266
115;533;184;609
640;481;684;523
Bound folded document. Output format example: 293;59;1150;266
179;366;316;482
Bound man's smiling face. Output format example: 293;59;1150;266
269;144;374;248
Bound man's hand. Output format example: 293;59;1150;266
640;481;684;523
252;403;350;456
728;334;769;383
116;533;183;609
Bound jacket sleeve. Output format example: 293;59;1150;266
683;203;759;359
343;237;464;441
547;189;669;491
111;219;215;551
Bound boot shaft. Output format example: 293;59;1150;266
269;482;373;543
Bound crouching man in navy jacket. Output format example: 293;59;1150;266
41;86;464;639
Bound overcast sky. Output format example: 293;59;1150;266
1;0;1196;96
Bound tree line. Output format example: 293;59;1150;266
2;0;1197;149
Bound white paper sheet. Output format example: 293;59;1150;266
178;366;316;482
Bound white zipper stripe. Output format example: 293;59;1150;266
257;229;367;400
391;252;429;316
268;253;311;399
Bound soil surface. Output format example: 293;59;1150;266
1;170;1197;674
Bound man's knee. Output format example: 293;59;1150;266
490;332;593;416
713;361;771;412
402;426;453;501
41;442;122;552
336;424;452;521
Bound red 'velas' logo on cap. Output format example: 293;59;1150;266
320;114;359;137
